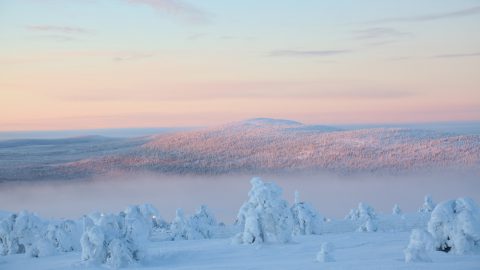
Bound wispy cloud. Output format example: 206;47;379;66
431;52;480;59
126;0;210;23
113;52;154;62
55;81;413;102
269;50;352;57
34;35;77;42
26;25;88;34
367;5;480;23
187;33;207;40
386;56;412;62
353;27;412;40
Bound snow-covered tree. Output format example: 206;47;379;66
316;242;335;262
45;219;81;252
137;204;167;231
169;208;201;240
346;202;378;232
404;229;434;263
0;212;83;258
124;206;149;242
0;213;16;256
81;225;106;264
291;191;323;235
427;197;480;254
169;205;219;241
392;204;402;215
234;177;293;244
0;211;50;257
189;205;218;239
419;195;436;213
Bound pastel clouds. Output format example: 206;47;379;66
126;0;210;23
0;0;479;130
26;25;89;34
368;5;480;23
269;50;352;57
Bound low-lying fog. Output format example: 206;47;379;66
0;173;479;223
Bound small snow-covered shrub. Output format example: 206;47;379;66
404;229;434;263
316;242;335;262
291;191;323;235
392;204;402;215
346;203;377;232
234;177;293;244
419;195;436;213
427;197;480;254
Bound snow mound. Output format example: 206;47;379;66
427;197;480;254
316;242;335;262
404;229;434;263
234;177;293;244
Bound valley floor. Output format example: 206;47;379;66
1;231;479;270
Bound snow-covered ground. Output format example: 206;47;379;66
2;231;479;270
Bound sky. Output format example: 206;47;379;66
1;0;479;130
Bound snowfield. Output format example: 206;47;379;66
2;232;480;270
1;177;479;269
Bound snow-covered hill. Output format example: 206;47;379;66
1;118;479;180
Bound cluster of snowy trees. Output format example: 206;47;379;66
1;177;480;268
169;205;218;241
80;204;220;268
0;211;81;258
404;197;480;262
0;203;221;268
345;202;378;232
231;177;480;264
80;205;155;268
233;178;325;245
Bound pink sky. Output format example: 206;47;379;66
1;0;479;130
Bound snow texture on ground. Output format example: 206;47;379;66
1;231;479;270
